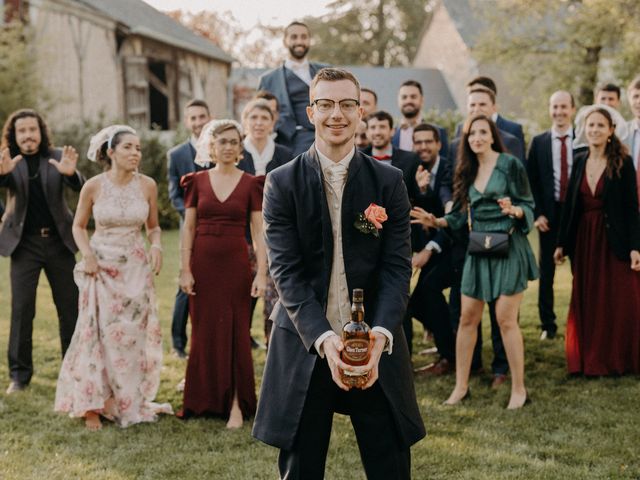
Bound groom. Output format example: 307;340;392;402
252;68;425;479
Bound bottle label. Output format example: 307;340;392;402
342;338;369;363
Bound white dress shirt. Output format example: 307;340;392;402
243;138;275;176
284;58;312;85
551;127;574;202
629;119;640;169
313;147;394;356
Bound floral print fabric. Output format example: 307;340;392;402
55;173;172;427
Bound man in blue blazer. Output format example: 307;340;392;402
167;99;211;358
408;123;456;375
528;91;578;340
454;76;526;156
257;21;328;156
253;68;425;480
391;79;449;158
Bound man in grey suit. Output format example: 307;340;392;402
167;99;211;358
257;21;328;156
0;109;85;394
252;68;425;479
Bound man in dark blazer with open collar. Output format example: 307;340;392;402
253;68;425;480
408;123;456;373
361;110;421;204
167;99;212;358
527;90;578;340
257;21;328;156
0;109;85;394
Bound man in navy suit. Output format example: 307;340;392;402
451;88;525;164
392;80;449;158
455;76;526;156
361;110;420;201
253;67;424;479
408;123;456;375
257;21;328;156
527;90;577;340
167;99;211;358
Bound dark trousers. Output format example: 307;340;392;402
290;129;315;157
8;234;78;384
407;251;455;361
278;360;411;480
537;204;562;335
449;262;508;376
171;288;189;351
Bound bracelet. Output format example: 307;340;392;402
150;244;162;251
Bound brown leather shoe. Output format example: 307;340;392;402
491;374;508;389
414;358;454;376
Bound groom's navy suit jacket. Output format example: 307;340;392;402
252;147;426;450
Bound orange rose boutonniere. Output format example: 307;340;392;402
354;203;388;237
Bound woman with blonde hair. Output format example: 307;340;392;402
179;119;267;428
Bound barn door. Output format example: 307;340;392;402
123;56;149;128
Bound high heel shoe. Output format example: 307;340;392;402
506;390;531;410
442;388;471;406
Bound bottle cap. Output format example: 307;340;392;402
353;288;364;302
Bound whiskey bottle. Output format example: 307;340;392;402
341;288;371;389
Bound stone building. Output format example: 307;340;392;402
3;0;232;129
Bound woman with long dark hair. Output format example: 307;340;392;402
554;105;640;375
411;115;537;409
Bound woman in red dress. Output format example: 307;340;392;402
555;105;640;375
179;119;267;428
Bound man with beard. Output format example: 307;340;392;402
361;111;420;204
167;99;212;359
258;21;328;155
409;123;455;374
527;91;577;340
392;80;448;158
0;109;85;394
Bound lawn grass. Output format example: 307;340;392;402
0;230;639;479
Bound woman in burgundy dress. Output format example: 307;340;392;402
179;119;267;428
555;105;640;376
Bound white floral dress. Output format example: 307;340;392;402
55;173;172;427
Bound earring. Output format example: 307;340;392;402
607;137;611;143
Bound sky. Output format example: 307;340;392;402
142;0;331;29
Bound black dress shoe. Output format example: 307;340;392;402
540;330;556;340
6;380;27;395
172;348;187;359
250;337;266;350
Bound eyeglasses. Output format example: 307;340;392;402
215;138;240;146
312;99;360;113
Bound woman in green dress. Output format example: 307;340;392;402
411;114;537;409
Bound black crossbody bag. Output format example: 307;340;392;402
466;204;513;257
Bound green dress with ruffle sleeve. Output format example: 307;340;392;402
444;153;538;301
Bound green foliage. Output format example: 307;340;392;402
0;22;52;124
55;119;182;229
423;108;464;142
1;232;640;479
305;0;433;66
473;0;640;129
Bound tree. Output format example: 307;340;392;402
303;0;434;66
0;22;50;125
166;10;280;68
473;0;640;127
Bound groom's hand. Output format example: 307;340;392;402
322;334;352;391
360;331;387;389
